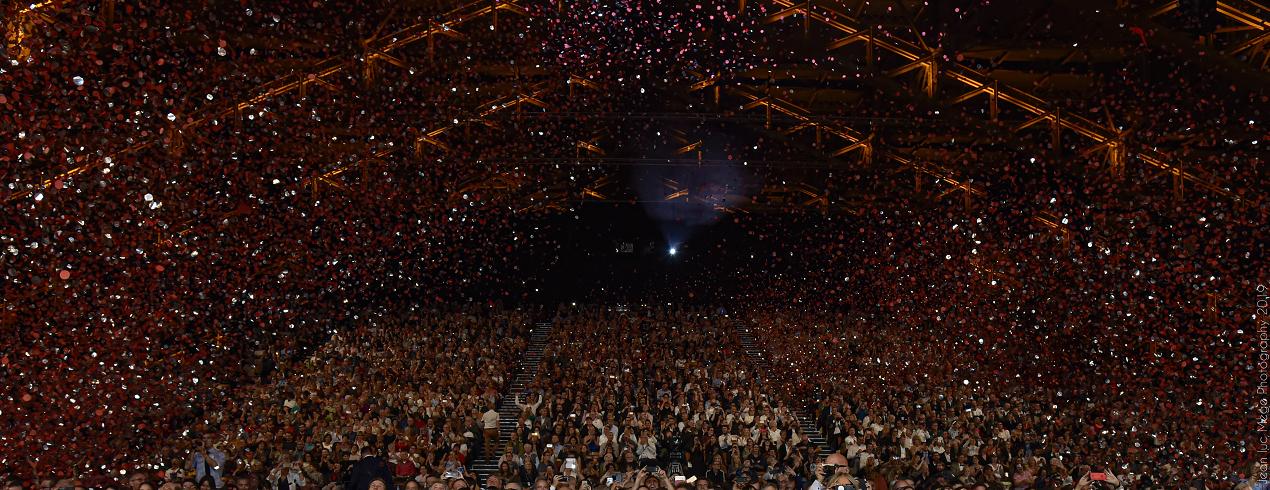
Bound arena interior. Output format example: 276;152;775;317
1;0;1267;489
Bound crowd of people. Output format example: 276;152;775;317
1;0;550;475
2;0;1264;488
711;10;1263;490
489;307;823;490
3;307;535;489
8;302;1254;490
730;198;1256;489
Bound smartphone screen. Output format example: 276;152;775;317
1090;473;1106;481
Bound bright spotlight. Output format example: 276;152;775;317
668;246;678;256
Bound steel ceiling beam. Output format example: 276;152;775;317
7;0;526;203
700;79;984;209
1146;0;1270;71
757;0;1248;203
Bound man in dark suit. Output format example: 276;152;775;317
350;447;395;490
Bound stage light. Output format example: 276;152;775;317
668;246;678;256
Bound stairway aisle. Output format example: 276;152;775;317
471;321;553;483
734;323;833;454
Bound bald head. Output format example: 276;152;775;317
818;453;851;484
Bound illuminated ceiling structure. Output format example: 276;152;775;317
1145;0;1270;72
2;0;1264;477
4;0;1263;307
9;0;1259;206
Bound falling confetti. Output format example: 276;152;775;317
0;0;1258;487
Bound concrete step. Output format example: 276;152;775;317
733;322;833;460
474;322;553;485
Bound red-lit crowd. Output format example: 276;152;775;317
734;198;1257;489
2;0;1264;489
2;0;548;474
6;308;532;490
5;305;1260;490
